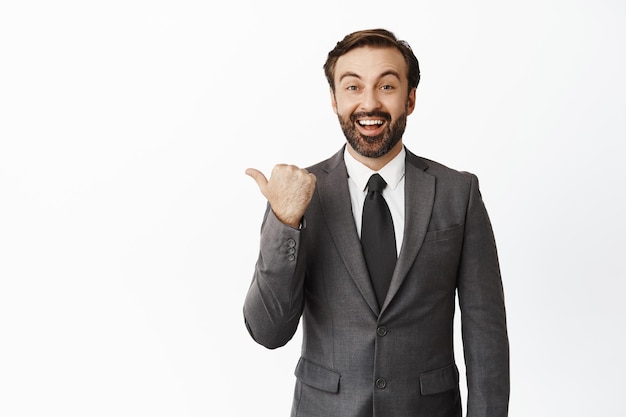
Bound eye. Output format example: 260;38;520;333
346;85;358;91
381;84;394;91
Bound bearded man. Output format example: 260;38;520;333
244;28;510;417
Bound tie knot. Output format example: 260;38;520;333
367;174;387;193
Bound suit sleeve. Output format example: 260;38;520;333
457;174;510;417
243;205;306;349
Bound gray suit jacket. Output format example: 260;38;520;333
244;146;509;417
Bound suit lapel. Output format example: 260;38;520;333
381;149;435;312
317;149;380;316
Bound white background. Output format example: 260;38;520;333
1;1;625;416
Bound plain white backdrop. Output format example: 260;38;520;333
1;1;625;416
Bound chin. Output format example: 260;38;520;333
352;136;400;159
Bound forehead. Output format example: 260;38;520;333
334;46;408;82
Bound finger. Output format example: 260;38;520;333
245;168;269;193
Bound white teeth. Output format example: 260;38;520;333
358;120;383;126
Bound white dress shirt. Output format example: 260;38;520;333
344;146;405;255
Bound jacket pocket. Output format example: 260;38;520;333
419;363;459;395
294;357;340;393
423;224;463;242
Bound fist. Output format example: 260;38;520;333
246;164;317;228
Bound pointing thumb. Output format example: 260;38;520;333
245;168;268;193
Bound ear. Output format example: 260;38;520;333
406;87;417;116
330;88;338;114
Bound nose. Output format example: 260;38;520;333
360;88;382;112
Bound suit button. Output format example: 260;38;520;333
376;326;387;337
287;238;296;247
375;378;387;389
287;254;295;262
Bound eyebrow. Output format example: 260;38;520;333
338;71;361;82
338;70;402;83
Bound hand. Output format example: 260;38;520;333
246;164;317;228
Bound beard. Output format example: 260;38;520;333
338;108;408;159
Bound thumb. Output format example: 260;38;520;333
245;168;269;194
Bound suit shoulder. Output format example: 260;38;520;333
410;153;477;186
305;147;345;176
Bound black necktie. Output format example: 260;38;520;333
361;174;397;308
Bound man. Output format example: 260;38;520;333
244;29;509;417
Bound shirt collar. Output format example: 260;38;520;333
344;146;406;192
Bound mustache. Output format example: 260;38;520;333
350;111;391;123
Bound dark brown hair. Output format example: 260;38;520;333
323;28;420;92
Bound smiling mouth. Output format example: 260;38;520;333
356;118;386;135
